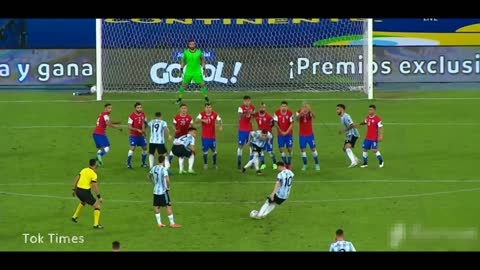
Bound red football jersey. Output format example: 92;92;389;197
197;111;221;139
238;104;255;132
173;114;193;138
254;112;273;133
296;110;314;136
128;112;146;136
364;115;383;140
93;111;110;135
274;109;294;136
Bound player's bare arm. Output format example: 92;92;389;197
71;174;80;196
128;123;143;135
218;118;223;132
189;144;196;154
106;120;122;131
270;180;280;201
339;123;355;134
147;173;154;183
285;120;294;135
378;126;384;142
166;176;170;190
91;182;102;203
165;127;173;141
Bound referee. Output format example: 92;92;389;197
71;158;104;229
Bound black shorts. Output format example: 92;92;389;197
172;144;192;158
344;135;359;148
250;143;263;153
153;191;171;207
267;194;286;205
75;188;96;205
149;143;167;155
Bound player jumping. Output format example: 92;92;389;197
336;104;361;168
147;112;172;169
168;104;193;165
254;102;277;170
92;103;122;166
196;103;223;169
296;102;320;171
176;39;209;105
171;127;197;174
237;96;255;170
355;105;384;168
242;129;273;176
251;161;294;219
127;102;148;169
273;101;294;169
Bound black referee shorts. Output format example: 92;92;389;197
75;188;96;205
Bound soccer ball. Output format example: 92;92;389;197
90;85;97;93
249;210;258;218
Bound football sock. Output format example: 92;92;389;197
244;156;255;169
155;213;162;225
164;157;170;169
200;86;207;97
260;152;265;165
345;148;356;163
179;157;185;171
249;147;253;160
141;150;148;165
237;148;242;168
188;154;195;170
168;214;175;225
362;151;368;164
312;150;319;165
73;202;84;218
376;151;383;163
93;209;101;226
178;86;185;98
264;204;276;216
281;152;287;163
212;152;217;166
269;152;277;163
258;200;270;217
203;152;208;165
287;153;292;165
127;150;134;165
168;151;174;163
149;154;155;169
253;153;259;170
301;152;307;165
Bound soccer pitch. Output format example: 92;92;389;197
0;90;479;251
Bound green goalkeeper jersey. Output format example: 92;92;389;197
182;49;203;74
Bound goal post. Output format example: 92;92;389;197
96;18;374;101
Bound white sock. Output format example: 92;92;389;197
128;150;134;157
312;150;318;157
376;151;382;156
244;157;255;169
345;148;356;163
249;147;252;156
155;213;162;225
169;151;173;156
258;200;270;217
281;152;286;159
301;152;307;158
103;146;110;153
363;151;368;159
253;153;259;170
168;214;175;225
164;157;170;169
179;157;185;171
149;154;155;169
263;203;276;216
188;154;195;171
237;148;242;156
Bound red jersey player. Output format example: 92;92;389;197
296;102;320;171
196;103;223;169
273;101;294;169
127;102;148;169
254;102;277;170
237;96;255;169
356;104;384;168
168;103;193;164
92;103;122;166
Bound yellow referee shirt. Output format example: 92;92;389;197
76;168;98;189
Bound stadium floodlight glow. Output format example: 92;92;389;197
95;18;374;100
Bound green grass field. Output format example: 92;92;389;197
1;90;479;251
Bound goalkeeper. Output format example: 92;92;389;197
176;39;209;104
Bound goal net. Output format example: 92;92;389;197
96;18;373;100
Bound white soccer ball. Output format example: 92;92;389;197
250;210;258;218
90;85;97;93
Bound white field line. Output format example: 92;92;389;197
1;187;479;205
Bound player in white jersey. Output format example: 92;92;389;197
329;229;356;252
148;156;181;228
251;161;294;219
336;104;361;168
147;112;172;169
171;127;197;174
241;129;273;176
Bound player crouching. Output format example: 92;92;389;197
171;127;197;174
242;129;273;176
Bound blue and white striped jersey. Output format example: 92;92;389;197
148;119;168;144
340;113;360;138
250;130;273;148
275;169;294;199
329;240;356;252
173;134;195;150
149;165;169;195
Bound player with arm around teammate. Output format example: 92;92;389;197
241;129;273;176
147;112;172;169
126;102;148;169
355;105;384;168
250;161;294;219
